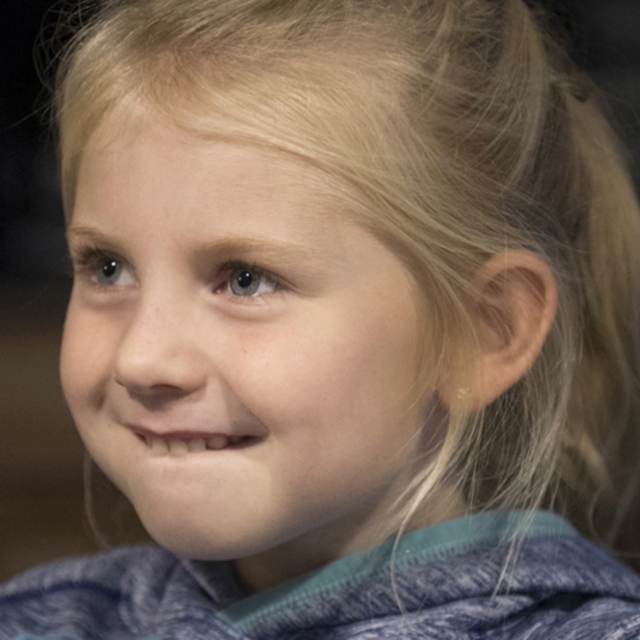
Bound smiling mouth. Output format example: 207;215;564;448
138;434;255;457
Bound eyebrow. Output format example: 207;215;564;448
66;225;324;271
196;238;320;268
66;226;125;254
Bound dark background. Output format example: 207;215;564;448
1;0;639;581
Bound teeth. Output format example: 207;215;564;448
207;435;229;450
150;438;169;456
144;435;240;454
188;438;207;453
169;440;189;457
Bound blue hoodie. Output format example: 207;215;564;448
2;511;640;639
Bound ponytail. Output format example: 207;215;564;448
560;84;640;555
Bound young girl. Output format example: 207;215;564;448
3;0;640;637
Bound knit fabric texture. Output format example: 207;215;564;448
2;511;640;639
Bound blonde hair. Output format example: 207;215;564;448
54;0;640;559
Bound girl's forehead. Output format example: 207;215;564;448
83;110;358;214
74;116;387;261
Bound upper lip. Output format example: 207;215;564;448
125;424;256;442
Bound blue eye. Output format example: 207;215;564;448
69;244;136;289
228;267;278;297
92;257;135;287
97;259;122;286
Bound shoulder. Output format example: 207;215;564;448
0;546;182;638
353;533;640;639
445;534;640;639
361;528;640;639
0;546;176;600
512;534;640;638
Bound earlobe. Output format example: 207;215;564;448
440;250;558;409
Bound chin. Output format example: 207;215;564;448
131;499;276;561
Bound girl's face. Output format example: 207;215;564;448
61;116;434;589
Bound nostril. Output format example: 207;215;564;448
120;386;195;413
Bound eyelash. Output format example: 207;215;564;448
69;245;284;297
217;260;283;297
69;245;130;286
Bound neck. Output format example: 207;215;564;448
235;484;466;593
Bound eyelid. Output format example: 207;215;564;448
220;260;290;288
70;240;116;265
69;242;136;288
217;261;286;297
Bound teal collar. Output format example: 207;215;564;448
219;510;576;631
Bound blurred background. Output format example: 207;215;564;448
1;0;639;582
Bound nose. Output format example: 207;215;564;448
113;292;206;398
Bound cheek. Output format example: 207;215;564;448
59;299;114;418
224;300;423;443
218;303;427;531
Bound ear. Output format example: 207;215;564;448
440;250;558;409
